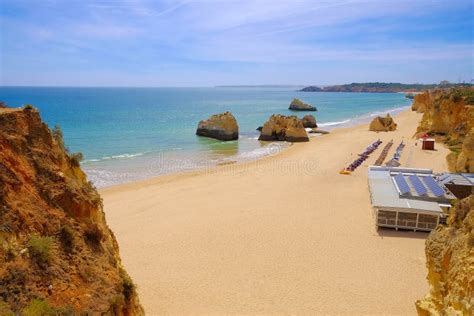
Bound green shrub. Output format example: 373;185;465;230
23;104;34;111
28;235;54;264
59;225;75;252
70;152;84;167
0;301;14;316
21;299;55;316
119;268;135;302
109;295;125;314
84;223;103;247
51;125;65;149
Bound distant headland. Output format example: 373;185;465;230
299;81;473;93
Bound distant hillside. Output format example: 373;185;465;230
300;82;472;93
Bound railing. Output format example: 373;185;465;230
377;217;437;230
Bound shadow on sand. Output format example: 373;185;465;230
377;227;430;240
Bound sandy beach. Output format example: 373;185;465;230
101;109;449;315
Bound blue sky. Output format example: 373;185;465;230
0;0;472;86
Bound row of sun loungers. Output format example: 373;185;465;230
374;140;394;166
340;140;382;174
385;141;405;167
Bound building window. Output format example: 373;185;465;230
418;214;438;229
378;210;396;226
397;212;417;227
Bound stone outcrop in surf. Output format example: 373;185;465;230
288;98;316;111
302;115;317;128
0;106;143;315
258;114;309;142
196;111;239;141
369;114;397;132
415;195;473;315
414;88;474;172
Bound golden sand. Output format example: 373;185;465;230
101;110;449;315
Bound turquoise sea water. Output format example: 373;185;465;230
0;87;412;187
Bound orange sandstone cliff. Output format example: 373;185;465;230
416;195;473;315
412;88;474;172
0;107;143;314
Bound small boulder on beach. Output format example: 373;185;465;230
196;111;239;141
369;114;397;132
302;115;317;128
289;98;316;111
258;114;309;142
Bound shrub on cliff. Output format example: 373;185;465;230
0;301;14;316
22;299;55;316
59;225;75;252
84;223;103;248
69;152;84;167
27;235;54;264
51;125;65;149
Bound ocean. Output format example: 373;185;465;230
0;87;412;187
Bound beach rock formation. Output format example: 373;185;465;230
415;195;473;315
0;107;143;315
369;114;397;132
411;91;431;113
302;115;317;128
196;111;239;141
258;114;309;142
288;98;316;111
456;128;474;173
415;88;474;172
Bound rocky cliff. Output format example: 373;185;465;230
413;88;474;172
416;195;473;315
0;107;143;315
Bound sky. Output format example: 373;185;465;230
0;0;473;86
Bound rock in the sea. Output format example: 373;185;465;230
288;98;316;111
256;126;263;132
369;114;397;132
302;115;317;128
196;111;239;141
258;114;309;142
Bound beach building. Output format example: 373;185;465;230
421;138;435;150
368;166;455;232
438;173;474;199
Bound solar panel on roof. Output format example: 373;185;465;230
409;175;427;196
422;176;445;197
438;174;451;181
394;173;410;194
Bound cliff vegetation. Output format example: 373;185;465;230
416;195;473;315
0;105;143;315
412;88;474;172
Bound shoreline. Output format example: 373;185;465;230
101;108;450;314
98;105;411;191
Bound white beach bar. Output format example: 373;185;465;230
368;166;454;232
